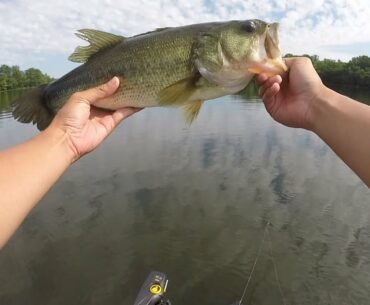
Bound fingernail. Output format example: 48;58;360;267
107;77;119;87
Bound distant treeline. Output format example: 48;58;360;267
285;54;370;88
1;55;369;92
0;65;53;91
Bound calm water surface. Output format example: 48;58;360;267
0;88;370;305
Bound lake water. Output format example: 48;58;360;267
0;87;370;305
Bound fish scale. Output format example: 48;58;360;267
110;29;196;107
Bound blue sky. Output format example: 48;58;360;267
1;0;370;78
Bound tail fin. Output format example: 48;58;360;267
12;85;54;130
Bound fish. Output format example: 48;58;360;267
12;19;287;130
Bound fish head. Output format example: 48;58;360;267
219;20;287;77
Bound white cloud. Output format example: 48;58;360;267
1;0;369;76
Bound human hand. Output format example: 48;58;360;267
256;57;328;130
48;77;141;161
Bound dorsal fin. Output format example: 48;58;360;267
132;27;172;38
69;29;125;63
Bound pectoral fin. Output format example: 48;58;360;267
183;100;203;124
158;76;199;106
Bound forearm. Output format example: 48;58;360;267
0;127;74;248
311;87;370;187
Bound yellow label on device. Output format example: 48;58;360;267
150;284;162;295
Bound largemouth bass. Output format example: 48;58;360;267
13;20;287;130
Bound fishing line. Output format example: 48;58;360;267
237;221;287;305
237;221;270;305
267;225;287;305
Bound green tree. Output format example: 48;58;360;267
282;54;370;88
24;68;50;87
11;66;25;88
0;64;52;91
348;56;370;69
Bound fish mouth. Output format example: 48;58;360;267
247;22;287;76
265;23;281;59
263;23;288;73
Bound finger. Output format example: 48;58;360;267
283;57;296;65
71;77;120;105
258;75;282;97
255;73;268;86
283;57;307;68
262;83;280;101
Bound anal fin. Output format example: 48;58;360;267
183;100;203;124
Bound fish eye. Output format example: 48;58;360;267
241;21;256;33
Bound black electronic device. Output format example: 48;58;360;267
133;271;171;305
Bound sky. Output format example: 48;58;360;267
1;0;370;77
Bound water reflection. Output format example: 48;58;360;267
0;91;11;119
0;89;30;120
0;88;370;305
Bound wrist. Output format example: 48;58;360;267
306;85;337;133
42;125;77;165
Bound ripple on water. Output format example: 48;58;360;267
0;110;12;120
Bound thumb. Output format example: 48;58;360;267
72;77;120;105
